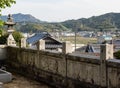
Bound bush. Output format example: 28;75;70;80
114;50;120;59
13;31;23;43
0;31;23;45
0;34;8;44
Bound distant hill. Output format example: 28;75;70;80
1;12;120;32
17;22;69;33
1;13;42;23
0;13;69;32
62;12;120;31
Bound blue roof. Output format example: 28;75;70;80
27;33;50;44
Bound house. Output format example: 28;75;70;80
61;32;75;36
97;35;112;44
27;32;62;50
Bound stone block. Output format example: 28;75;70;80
36;39;45;50
100;44;113;60
21;38;26;48
62;41;72;54
0;82;3;88
0;69;12;83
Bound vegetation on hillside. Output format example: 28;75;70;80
16;22;69;33
16;13;120;32
61;13;119;31
1;13;41;22
1;12;120;32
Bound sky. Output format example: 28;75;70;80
2;0;120;22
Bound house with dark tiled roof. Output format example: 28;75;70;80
27;32;62;50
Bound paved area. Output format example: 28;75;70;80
4;74;51;88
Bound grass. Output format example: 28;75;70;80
60;36;97;44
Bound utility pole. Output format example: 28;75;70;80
74;22;79;51
75;28;77;51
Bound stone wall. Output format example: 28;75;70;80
0;45;7;67
66;55;100;88
107;60;120;88
6;46;120;88
0;45;7;60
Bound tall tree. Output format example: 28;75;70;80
0;0;16;25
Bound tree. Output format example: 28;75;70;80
0;0;16;13
0;29;2;36
0;0;16;44
0;0;16;25
13;31;23;43
0;32;8;44
0;31;23;45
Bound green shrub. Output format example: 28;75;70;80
114;50;120;59
0;34;8;44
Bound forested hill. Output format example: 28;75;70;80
1;13;42;23
62;12;120;31
0;13;69;32
1;12;120;32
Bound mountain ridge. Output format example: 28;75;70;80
1;12;120;32
1;13;43;23
61;12;120;31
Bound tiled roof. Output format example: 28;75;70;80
27;33;50;44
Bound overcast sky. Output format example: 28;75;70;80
2;0;120;22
